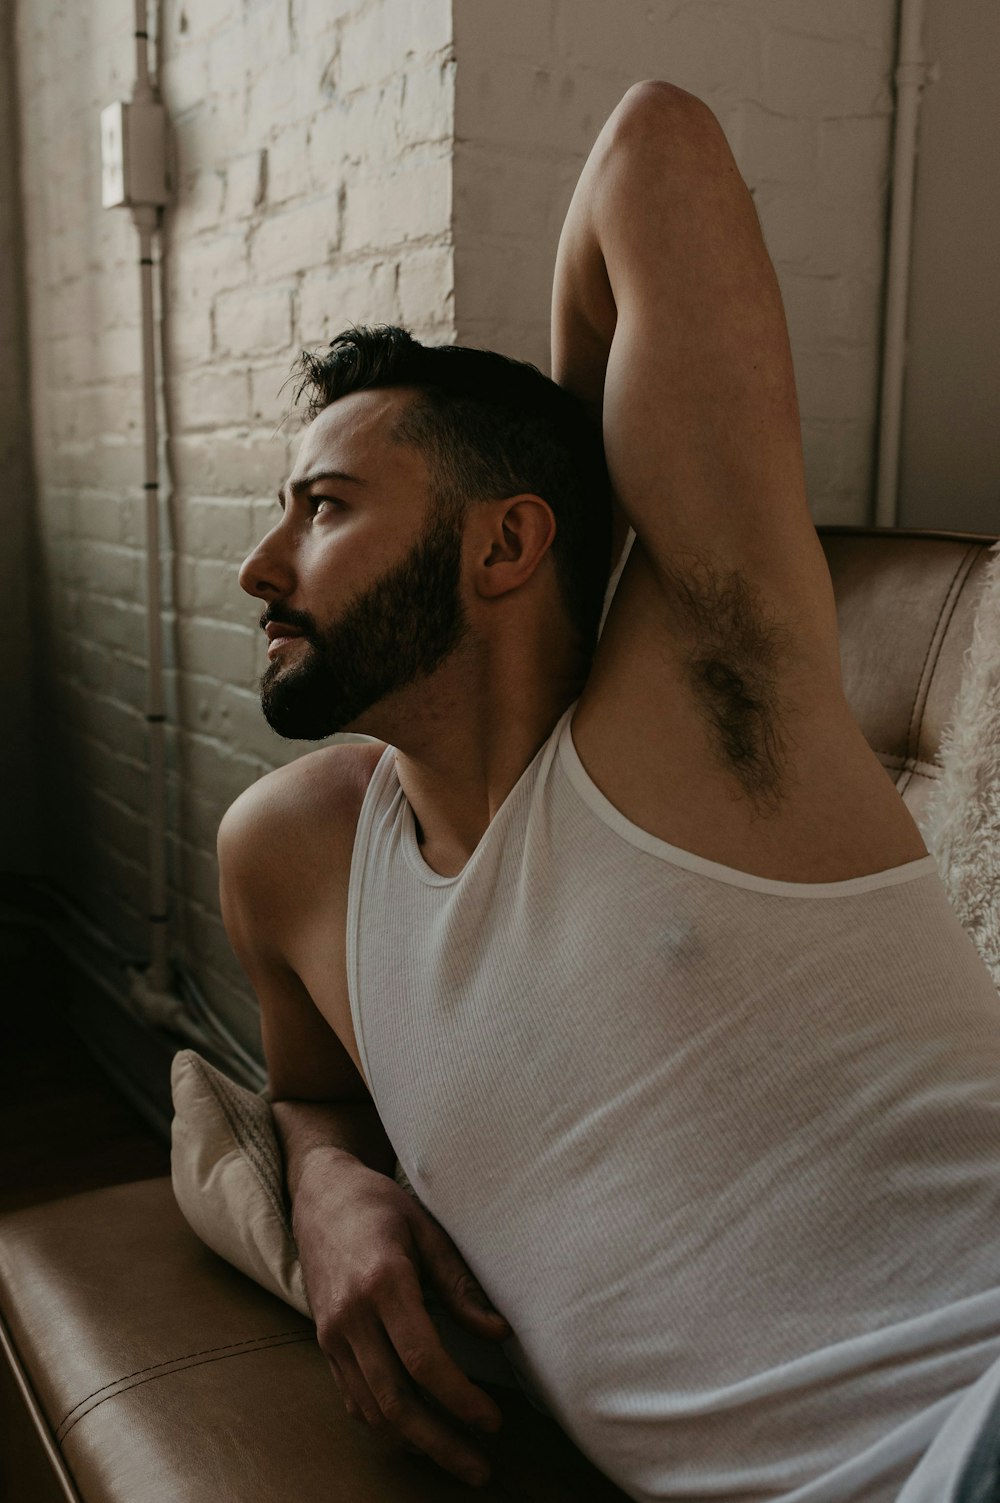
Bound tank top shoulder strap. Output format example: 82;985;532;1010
345;741;399;1088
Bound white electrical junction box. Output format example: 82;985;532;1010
100;99;168;208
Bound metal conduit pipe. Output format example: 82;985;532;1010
134;198;169;994
875;0;936;527
125;0;174;1014
91;3;267;1083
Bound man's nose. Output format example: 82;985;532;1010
238;527;293;602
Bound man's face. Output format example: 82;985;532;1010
238;388;470;739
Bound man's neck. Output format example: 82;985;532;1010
382;664;587;879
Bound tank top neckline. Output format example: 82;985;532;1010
388;700;938;898
395;703;576;887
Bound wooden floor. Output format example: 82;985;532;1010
0;951;170;1216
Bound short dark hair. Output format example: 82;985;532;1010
291;325;613;656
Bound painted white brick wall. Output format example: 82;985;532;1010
453;0;897;525
16;0;454;1052
14;0;898;1068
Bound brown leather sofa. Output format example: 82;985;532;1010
1;526;996;1503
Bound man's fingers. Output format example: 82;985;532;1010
381;1286;504;1435
326;1349;385;1433
344;1327;494;1487
410;1211;512;1339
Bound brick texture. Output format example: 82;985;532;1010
14;0;453;1057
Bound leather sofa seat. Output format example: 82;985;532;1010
1;527;996;1503
0;1178;627;1502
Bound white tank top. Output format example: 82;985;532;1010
347;699;1000;1502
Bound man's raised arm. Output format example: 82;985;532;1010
552;80;840;670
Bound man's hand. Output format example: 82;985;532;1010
292;1145;512;1488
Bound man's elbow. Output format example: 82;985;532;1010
607;79;731;172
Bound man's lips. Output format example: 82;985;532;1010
264;622;307;658
264;621;304;643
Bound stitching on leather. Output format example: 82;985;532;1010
874;752;940;777
57;1330;312;1443
55;1328;306;1433
904;547;976;759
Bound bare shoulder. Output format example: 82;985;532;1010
218;739;388;939
217;740;389;1088
219;741;386;868
217;742;388;1098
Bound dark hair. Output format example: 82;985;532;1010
291;325;613;656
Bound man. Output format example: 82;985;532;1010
219;82;1000;1500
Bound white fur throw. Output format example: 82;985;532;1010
924;542;1000;991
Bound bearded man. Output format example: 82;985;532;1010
219;82;1000;1501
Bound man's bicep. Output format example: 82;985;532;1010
600;291;819;611
217;802;369;1105
250;949;369;1106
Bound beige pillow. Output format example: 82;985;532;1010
170;1048;312;1316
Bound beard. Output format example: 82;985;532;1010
259;506;470;740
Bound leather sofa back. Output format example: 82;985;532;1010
820;527;997;832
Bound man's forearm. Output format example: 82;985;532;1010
271;1096;397;1202
271;1098;510;1486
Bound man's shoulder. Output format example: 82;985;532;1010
218;740;387;873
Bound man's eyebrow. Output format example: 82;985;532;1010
277;469;368;506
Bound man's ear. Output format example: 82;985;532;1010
473;494;557;600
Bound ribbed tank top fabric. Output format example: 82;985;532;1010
346;700;1000;1502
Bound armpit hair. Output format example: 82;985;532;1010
664;556;792;811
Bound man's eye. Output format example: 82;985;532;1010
310;496;340;514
